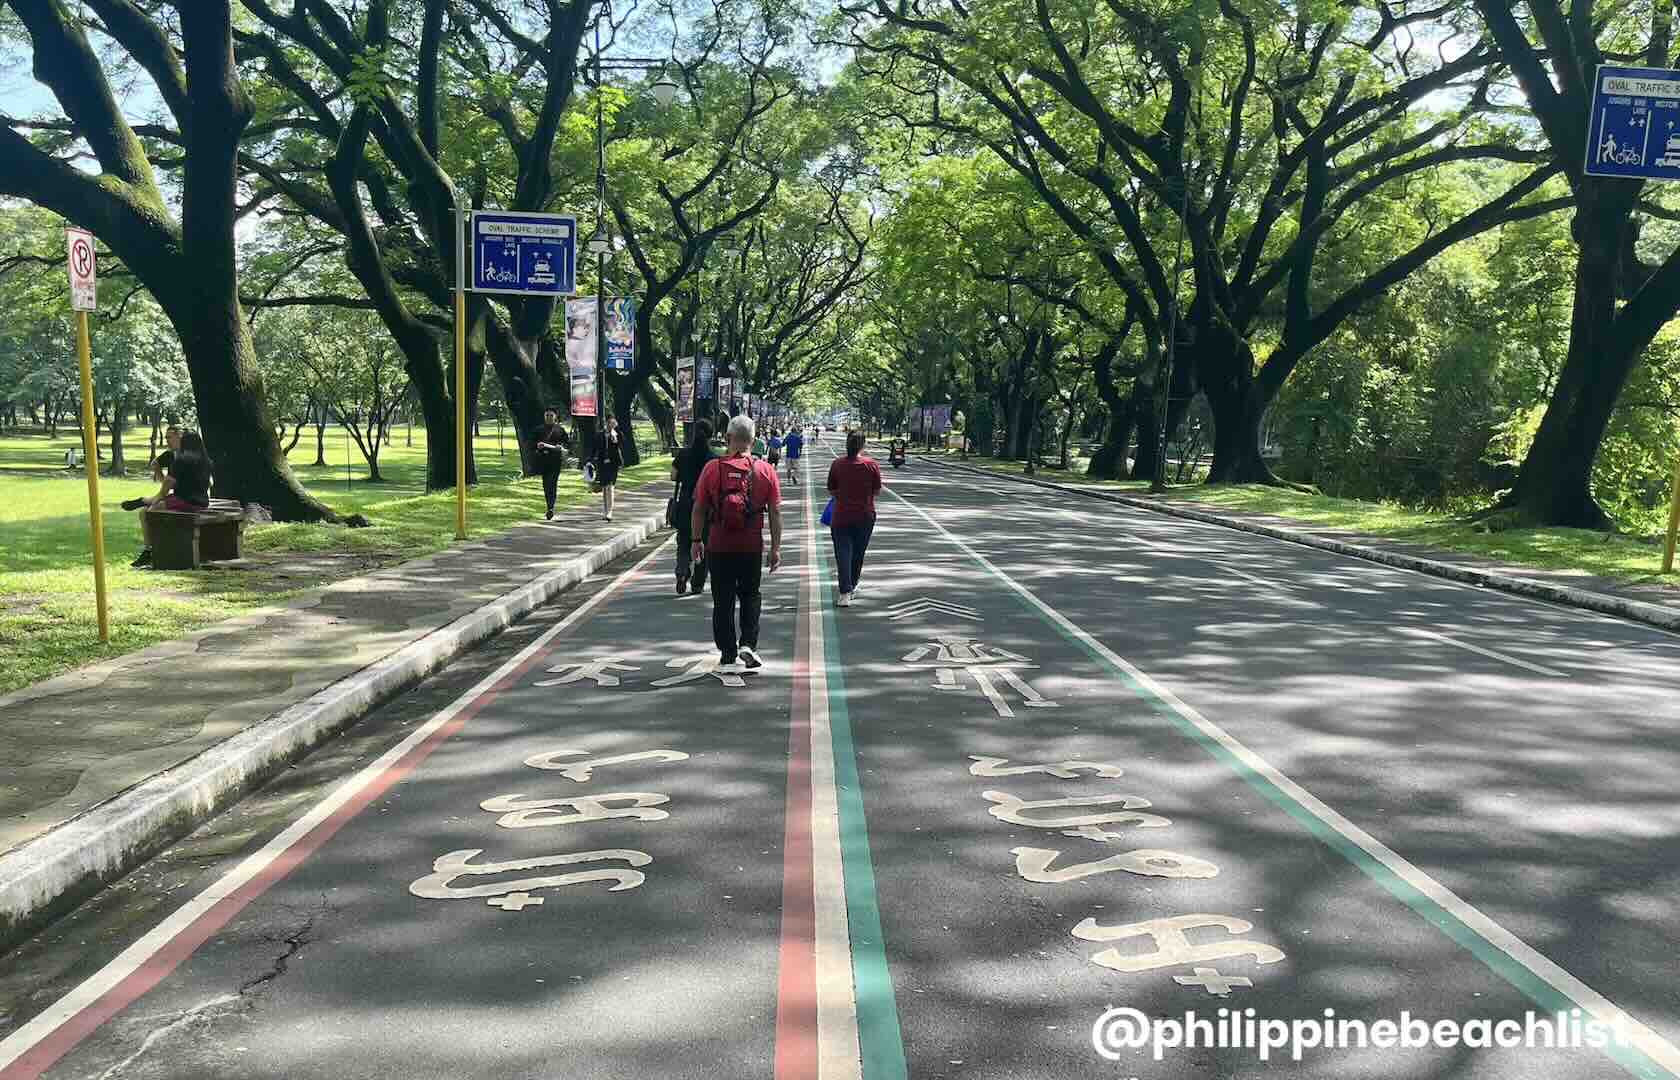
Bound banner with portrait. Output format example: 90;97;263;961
564;297;598;417
696;353;714;402
603;296;636;371
675;355;695;422
717;378;734;415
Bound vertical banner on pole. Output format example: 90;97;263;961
603;297;637;370
675;356;695;422
565;297;599;417
696;353;714;403
66;227;108;644
717;378;734;416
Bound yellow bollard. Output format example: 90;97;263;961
1664;453;1680;574
75;310;110;643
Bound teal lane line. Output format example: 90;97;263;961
815;530;910;1080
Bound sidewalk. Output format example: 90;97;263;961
927;457;1680;632
0;488;671;947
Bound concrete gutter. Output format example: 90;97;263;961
0;510;667;951
925;457;1680;635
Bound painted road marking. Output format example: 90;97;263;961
0;541;674;1078
886;481;1680;1079
808;463;908;1080
1397;626;1569;678
778;450;864;1080
882;597;981;621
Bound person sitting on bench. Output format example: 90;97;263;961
121;425;182;514
132;430;212;569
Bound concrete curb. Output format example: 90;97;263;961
925;457;1680;635
0;510;669;950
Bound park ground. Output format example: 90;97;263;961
0;426;670;694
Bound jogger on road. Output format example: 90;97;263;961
692;415;783;673
827;431;882;607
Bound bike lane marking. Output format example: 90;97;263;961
806;438;910;1077
780;456;867;1080
0;541;672;1079
885;479;1680;1080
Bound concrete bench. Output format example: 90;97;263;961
144;498;246;570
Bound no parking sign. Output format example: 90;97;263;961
66;228;96;311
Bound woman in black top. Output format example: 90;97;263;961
132;431;213;568
592;415;626;521
671;420;713;595
532;408;570;520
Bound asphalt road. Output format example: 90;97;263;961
3;449;1679;1080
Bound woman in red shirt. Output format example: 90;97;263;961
826;431;883;607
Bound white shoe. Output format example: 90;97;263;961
717;660;745;675
838;592;852;607
738;646;763;670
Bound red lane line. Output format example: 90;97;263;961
7;562;655;1080
774;555;819;1078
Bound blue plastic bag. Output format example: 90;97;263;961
820;497;835;526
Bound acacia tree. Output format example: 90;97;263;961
832;0;1568;485
0;0;335;519
1471;1;1680;527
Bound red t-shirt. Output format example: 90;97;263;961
695;455;782;553
827;455;882;527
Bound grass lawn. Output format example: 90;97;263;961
0;426;670;694
925;448;1677;589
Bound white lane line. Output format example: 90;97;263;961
802;446;864;1078
1223;563;1304;600
0;540;673;1073
1396;626;1568;678
884;478;1680;1079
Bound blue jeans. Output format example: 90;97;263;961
831;517;875;595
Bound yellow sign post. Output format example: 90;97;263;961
455;207;468;540
1663;453;1680;574
67;227;109;643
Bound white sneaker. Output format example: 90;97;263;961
717;659;745;675
738;646;763;670
838;592;852;607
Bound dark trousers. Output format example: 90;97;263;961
674;505;708;590
541;468;561;512
707;551;763;660
831;517;875;594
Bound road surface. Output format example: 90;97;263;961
3;451;1678;1080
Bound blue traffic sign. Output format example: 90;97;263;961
470;211;577;296
1586;65;1680;181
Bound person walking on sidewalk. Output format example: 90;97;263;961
533;408;571;520
783;425;803;484
827;431;882;607
592;415;625;521
671;420;715;596
691;415;783;673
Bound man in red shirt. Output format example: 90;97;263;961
691;415;783;673
826;431;883;606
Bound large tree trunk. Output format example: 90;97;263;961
1087;341;1130;479
169;4;333;518
1500;202;1639;528
1196;325;1277;484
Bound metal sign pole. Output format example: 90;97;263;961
455;206;468;539
67;229;108;643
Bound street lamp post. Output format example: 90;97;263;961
584;0;677;448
